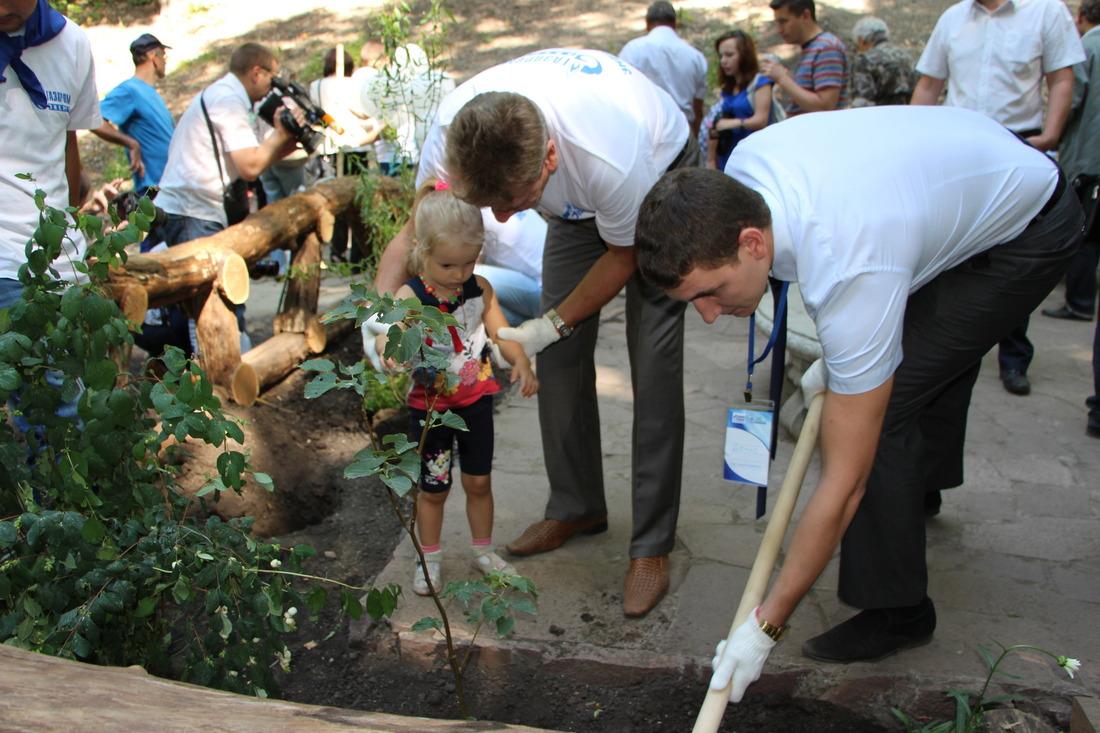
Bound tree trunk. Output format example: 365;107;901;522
273;232;322;336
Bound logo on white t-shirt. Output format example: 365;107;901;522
562;202;585;219
508;50;604;76
44;89;73;113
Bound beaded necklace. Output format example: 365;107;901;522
417;272;467;353
418;273;460;305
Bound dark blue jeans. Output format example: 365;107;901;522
160;214;247;350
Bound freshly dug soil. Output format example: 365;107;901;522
180;331;889;732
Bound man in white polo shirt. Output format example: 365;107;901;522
619;1;708;137
374;48;698;618
634;105;1081;699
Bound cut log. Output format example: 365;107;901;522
273;232;322;336
317;207;336;243
105;283;149;325
229;360;259;407
240;332;311;398
194;287;242;391
305;317;327;354
0;645;553;732
217;252;250;305
103;176;403;309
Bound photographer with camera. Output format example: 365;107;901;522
155;42;305;354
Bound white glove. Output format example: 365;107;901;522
709;607;777;703
497;314;561;358
800;358;828;403
361;313;389;372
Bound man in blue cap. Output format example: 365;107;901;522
92;33;174;195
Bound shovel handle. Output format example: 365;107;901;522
692;391;825;733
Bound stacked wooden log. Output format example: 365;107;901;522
103;175;404;405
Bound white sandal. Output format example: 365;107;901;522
413;550;442;596
470;548;516;576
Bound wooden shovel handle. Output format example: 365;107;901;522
692;390;826;733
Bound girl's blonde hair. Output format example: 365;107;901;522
405;178;485;276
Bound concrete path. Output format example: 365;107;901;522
255;273;1100;723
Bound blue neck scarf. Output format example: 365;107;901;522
0;0;68;110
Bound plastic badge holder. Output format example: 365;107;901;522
723;399;774;487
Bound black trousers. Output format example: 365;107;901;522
838;182;1083;609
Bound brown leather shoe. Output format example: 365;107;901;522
622;555;669;617
505;518;608;556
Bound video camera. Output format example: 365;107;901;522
257;76;344;154
112;186;167;231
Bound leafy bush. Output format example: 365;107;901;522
0;187;388;697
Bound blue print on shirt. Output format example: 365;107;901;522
562;203;585;219
44;89;72;113
508;50;605;76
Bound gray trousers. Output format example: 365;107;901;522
535;139;699;558
838;180;1083;609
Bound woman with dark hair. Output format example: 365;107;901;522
700;30;776;171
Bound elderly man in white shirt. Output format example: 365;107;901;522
619;1;708;137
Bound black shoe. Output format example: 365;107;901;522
802;597;936;664
1000;369;1031;396
1087;424;1100;439
923;490;941;518
1041;305;1094;321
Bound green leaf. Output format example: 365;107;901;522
84;359;118;391
300;358;335;373
495;616;515;637
81;295;116;332
0;364;22;392
304;372;338;399
60;286;83;321
338;589;362;620
411;617;443;633
306;585;327;614
251;472;274;491
380;474;412;495
437;410;468;431
81;515;105;544
70;633;92;658
172;576;191;603
0;521;18;546
135;596;157;618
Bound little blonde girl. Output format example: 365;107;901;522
378;179;538;595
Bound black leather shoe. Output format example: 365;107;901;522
802;596;936;664
923;490;941;518
1087;424;1100;439
1041;305;1094;321
1001;370;1031;396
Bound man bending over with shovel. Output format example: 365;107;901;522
634;105;1081;701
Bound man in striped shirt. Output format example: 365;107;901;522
760;0;849;115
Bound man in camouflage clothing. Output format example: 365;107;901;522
850;17;916;107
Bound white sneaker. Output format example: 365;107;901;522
412;550;442;596
470;548;516;576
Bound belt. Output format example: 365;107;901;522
1035;167;1067;221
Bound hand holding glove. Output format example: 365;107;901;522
497;314;562;358
710;607;777;703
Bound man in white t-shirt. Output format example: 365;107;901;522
1;0;100;303
619;1;708;137
634;106;1081;699
911;0;1085;399
156;42;299;247
373;49;699;618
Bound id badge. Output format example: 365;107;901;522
723;400;774;487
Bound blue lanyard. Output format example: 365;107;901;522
745;281;789;402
